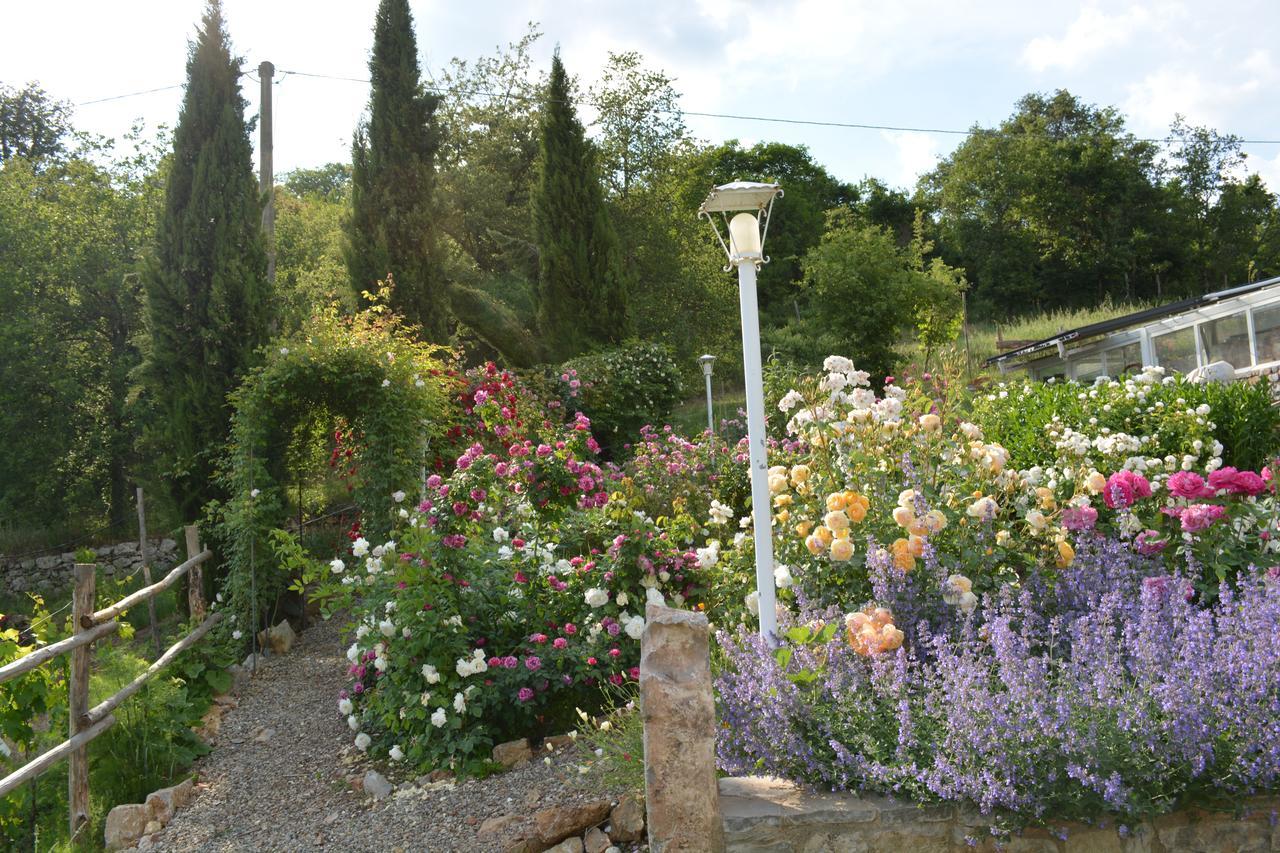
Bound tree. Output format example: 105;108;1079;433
142;0;271;521
589;51;687;199
0;81;72;162
774;210;967;379
346;0;448;340
530;51;628;361
282;162;352;200
922;90;1167;316
682;140;856;326
0;133;163;534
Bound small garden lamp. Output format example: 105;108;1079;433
698;181;783;641
697;354;717;435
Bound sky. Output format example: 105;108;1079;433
3;0;1279;193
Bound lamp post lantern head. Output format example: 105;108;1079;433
698;181;783;269
698;354;716;378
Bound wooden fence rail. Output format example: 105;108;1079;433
0;524;217;841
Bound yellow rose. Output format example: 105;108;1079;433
907;519;930;538
790;464;810;485
1035;487;1057;510
768;474;789;495
830;538;854;562
824;510;851;532
897;488;918;508
995;529;1011;546
826;492;848;512
1055;538;1075;568
891;538;916;572
1086;471;1107;494
907;534;926;557
805;534;827;555
776;509;790;525
892;506;915;528
773;493;793;508
1025;510;1049;532
845;493;869;523
815;525;834;545
923;509;948;534
918;413;941;432
795;520;814;538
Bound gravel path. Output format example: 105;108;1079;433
152;618;631;852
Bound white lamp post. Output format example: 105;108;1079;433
697;354;717;435
698;181;783;641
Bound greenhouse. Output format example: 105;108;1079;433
987;275;1280;381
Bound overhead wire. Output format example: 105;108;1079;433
71;69;1280;146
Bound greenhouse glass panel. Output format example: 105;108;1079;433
1153;327;1197;373
1200;313;1250;368
1109;342;1143;375
1253;304;1280;364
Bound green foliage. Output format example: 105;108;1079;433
0;81;72;162
578;689;644;795
776;210;960;380
282;162;351;201
275;184;353;331
531;52;629;361
215;304;451;641
142;0;272;523
682;140;856;326
0;129;165;534
346;0;449;341
966;371;1279;474
559;342;684;451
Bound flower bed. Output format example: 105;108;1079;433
281;352;1280;828
714;358;1280;828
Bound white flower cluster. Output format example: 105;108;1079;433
695;539;721;569
707;499;733;526
455;649;488;677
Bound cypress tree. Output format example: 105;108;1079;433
143;0;271;520
531;51;629;361
346;0;448;340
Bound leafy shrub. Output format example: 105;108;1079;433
298;390;713;777
966;369;1278;475
558;342;683;453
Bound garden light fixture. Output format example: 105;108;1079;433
698;354;717;435
698;181;783;641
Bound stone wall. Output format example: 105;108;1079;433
720;777;1280;853
1;538;180;599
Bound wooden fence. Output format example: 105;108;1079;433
0;525;220;841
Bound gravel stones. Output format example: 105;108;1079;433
150;618;639;852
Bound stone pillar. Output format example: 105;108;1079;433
640;604;724;853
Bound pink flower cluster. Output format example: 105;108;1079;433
1103;470;1152;509
1161;503;1228;533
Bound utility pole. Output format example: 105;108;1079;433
258;60;276;287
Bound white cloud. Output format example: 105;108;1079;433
881;130;941;189
1021;4;1155;72
1248;149;1280;194
1123;49;1277;135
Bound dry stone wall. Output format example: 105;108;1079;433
720;777;1280;853
1;538;180;598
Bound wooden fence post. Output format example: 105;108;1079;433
68;563;95;840
136;487;161;658
185;525;206;622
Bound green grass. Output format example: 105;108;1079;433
668;389;746;438
964;299;1152;365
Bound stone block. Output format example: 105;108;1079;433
545;838;585;853
1064;828;1122;853
492;737;532;768
104;803;149;851
533;800;611;847
641;604;724;852
609;795;645;842
584;825;611;853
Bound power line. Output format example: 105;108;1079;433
76;84;183;107
67;70;1280;146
